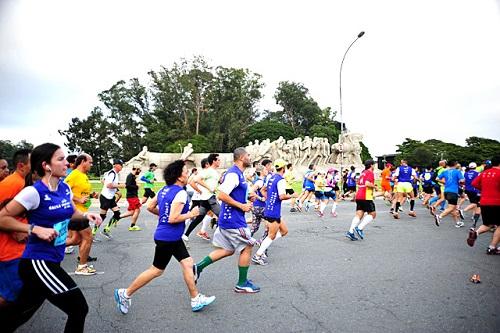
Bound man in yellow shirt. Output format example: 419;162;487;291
284;163;298;212
65;153;99;275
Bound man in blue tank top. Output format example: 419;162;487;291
252;159;297;266
194;148;260;293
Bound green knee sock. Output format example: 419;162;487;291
237;266;249;285
197;256;213;272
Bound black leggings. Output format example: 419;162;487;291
2;259;88;333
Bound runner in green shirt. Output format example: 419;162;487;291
141;163;157;204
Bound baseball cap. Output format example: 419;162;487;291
385;162;393;167
113;159;124;165
364;159;375;168
468;162;477;169
274;159;287;170
327;167;337;173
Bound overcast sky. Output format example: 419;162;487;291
1;0;500;157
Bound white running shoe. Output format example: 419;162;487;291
191;293;216;312
65;246;74;254
114;288;131;314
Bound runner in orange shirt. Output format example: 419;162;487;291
380;162;393;203
0;149;31;306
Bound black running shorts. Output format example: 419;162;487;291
143;188;156;199
99;195;117;210
264;216;281;224
68;218;90;231
465;190;480;205
355;200;376;213
423;185;434;194
285;189;294;195
480;205;500;226
444;192;458;205
152;240;190;270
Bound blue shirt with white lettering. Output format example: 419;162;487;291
154;185;189;241
464;170;480;193
397;166;413;183
23;180;75;263
219;165;248;229
264;174;284;219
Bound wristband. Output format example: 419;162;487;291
28;224;34;236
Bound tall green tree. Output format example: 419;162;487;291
273;81;323;135
58;107;115;175
0;140;34;165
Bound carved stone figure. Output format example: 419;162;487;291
124;146;149;168
180;143;194;161
329;133;363;166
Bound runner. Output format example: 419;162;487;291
326;168;339;217
252;159;296;265
461;162;481;227
297;164;316;211
420;166;435;207
314;171;328;218
140;163;157;204
64;153;99;275
433;161;465;227
0;143;102;332
114;160;215;314
183;158;209;246
380;162;393;203
186;154;221;241
345;160;377;241
193;147;260;293
284;163;298;212
0;158;9;182
250;165;267;236
466;156;500;254
93;159;125;239
343;166;357;201
121;165;143;231
392;160;418;219
0;149;31;307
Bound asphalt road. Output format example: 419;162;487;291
17;199;500;333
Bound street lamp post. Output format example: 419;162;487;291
339;31;365;191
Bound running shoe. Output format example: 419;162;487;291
458;209;465;220
77;256;97;262
128;225;142;231
75;264;96;276
317;212;324;218
234;279;260;293
110;218;119;228
486;247;499;255
455;221;465;228
434;214;441;227
252;254;269;266
330;212;338;217
196;231;210;241
466;228;477;247
408;211;417;218
354;227;364;240
304;203;310;212
102;227;112;239
65;246;75;254
393;212;400;219
290;207;297;212
191;293;216;312
345;231;358;241
193;264;201;284
114;288;131;314
92;236;101;243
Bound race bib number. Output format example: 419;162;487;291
53;219;70;246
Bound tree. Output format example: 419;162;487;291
273;81;323;135
98;78;149;161
0;140;34;165
206;66;264;151
245;120;295;143
58;107;115;175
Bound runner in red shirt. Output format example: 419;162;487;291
345;160;377;241
467;156;500;254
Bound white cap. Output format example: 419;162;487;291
468;162;477;169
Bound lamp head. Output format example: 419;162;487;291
358;31;365;38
